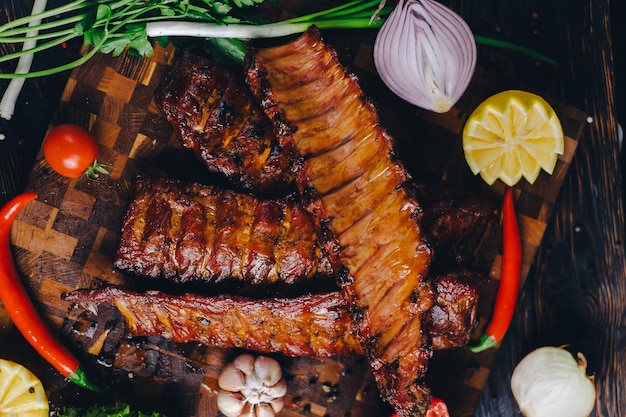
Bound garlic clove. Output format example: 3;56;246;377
265;378;287;399
218;363;248;392
232;353;256;376
268;397;285;414
217;391;246;417
253;356;283;387
254;403;276;417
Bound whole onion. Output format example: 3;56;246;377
373;0;477;113
511;346;596;417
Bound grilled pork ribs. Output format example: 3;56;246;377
114;176;333;285
155;52;294;194
246;28;435;417
66;271;479;356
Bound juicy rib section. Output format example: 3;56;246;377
65;272;479;358
114;177;333;285
65;287;362;357
246;28;434;417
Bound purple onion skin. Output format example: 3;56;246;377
373;0;477;113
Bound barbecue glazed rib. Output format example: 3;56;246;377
246;28;434;416
65;287;361;357
114;177;333;285
154;52;294;194
65;272;478;355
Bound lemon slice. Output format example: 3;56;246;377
462;90;564;186
0;359;49;417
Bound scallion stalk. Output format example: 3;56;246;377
0;0;48;120
0;0;389;81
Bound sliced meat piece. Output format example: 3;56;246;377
65;286;361;357
426;271;482;349
65;272;479;356
114;176;333;285
154;52;294;194
246;27;434;416
412;183;500;271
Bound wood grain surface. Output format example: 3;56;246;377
1;0;624;416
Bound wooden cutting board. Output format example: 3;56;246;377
5;29;584;417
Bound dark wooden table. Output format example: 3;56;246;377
1;1;624;416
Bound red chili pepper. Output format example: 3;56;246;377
469;186;522;352
0;192;99;391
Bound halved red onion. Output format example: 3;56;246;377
373;0;477;113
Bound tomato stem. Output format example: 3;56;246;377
83;159;112;180
469;186;522;353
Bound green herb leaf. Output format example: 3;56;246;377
100;25;153;57
58;401;165;417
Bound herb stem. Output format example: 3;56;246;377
283;0;380;23
0;27;77;43
0;0;88;32
0;33;75;63
475;35;557;65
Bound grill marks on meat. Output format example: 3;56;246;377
154;52;294;194
114;177;333;285
65;272;478;357
246;28;434;416
65;287;361;357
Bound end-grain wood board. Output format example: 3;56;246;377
5;31;584;417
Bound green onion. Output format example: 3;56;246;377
0;0;556;81
0;0;48;119
0;0;389;80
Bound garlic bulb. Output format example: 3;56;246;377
373;0;477;113
217;354;287;417
511;346;596;417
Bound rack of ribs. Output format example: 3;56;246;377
246;27;436;416
114;176;333;285
65;271;479;356
65;287;361;357
154;52;294;194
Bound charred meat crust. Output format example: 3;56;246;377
154;52;294;194
65;286;361;357
426;271;481;349
114;176;333;285
245;27;434;416
65;271;479;356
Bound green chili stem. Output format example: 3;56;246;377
68;367;101;392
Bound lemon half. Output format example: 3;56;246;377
463;90;564;186
0;359;49;417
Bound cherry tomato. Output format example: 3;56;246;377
42;124;105;178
